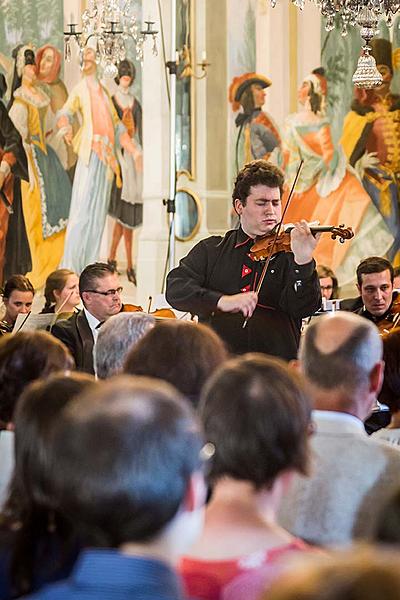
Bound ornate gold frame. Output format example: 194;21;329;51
174;187;202;242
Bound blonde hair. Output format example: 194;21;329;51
266;546;400;600
43;269;76;310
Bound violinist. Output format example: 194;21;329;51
0;274;34;336
348;257;399;334
166;160;321;360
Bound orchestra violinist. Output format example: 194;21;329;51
348;257;400;335
0;275;34;336
166;160;322;360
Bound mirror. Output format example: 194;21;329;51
175;188;202;241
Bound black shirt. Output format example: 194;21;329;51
166;228;321;360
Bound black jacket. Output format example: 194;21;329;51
166;228;321;360
52;310;95;374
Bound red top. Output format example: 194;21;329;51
179;539;310;600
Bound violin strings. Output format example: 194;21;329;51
242;160;304;330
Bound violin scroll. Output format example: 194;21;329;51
329;224;354;244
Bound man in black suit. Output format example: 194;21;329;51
52;262;122;374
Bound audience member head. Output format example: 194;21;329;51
2;372;96;597
265;547;400;600
200;353;311;490
42;268;80;314
49;376;205;557
79;262;122;321
356;257;394;317
317;265;338;300
378;327;400;414
299;312;383;419
95;312;155;379
1;275;34;327
0;331;73;426
124;320;228;406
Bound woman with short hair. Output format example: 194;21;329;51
179;353;314;600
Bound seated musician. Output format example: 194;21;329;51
344;257;398;333
0;275;34;336
166;160;321;361
317;265;338;301
52;262;123;374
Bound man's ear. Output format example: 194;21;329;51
183;471;207;513
81;291;90;307
369;360;384;396
289;358;301;372
234;199;243;216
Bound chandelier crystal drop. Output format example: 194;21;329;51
64;0;158;76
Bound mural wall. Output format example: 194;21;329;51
0;0;143;288
226;5;400;291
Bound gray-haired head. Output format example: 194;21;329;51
95;312;155;379
299;312;383;412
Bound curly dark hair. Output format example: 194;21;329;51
232;160;285;207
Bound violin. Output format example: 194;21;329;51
377;295;400;335
122;298;176;319
249;224;354;261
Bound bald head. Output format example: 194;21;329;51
299;312;382;396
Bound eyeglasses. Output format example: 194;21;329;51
84;287;123;297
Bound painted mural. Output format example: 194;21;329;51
321;21;400;287
227;11;400;291
0;0;143;289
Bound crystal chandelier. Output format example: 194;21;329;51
64;0;158;78
352;8;383;89
315;0;400;36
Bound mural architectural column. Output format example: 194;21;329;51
137;0;210;305
136;0;170;306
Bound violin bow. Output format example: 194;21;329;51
242;159;304;329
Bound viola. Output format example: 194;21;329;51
249;224;354;262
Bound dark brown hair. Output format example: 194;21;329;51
1;274;34;299
200;353;311;489
357;256;394;287
48;376;203;547
2;373;96;597
0;331;74;423
79;262;116;296
124;320;228;406
232;160;285;208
